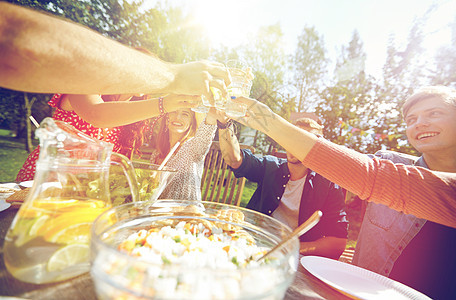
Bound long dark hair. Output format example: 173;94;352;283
101;94;151;159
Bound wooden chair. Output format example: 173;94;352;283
339;248;355;264
201;141;254;206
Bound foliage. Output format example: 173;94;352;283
1;1;455;156
0;0;210;150
0;130;39;182
290;26;328;112
430;18;456;89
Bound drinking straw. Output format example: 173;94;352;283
29;116;40;128
158;141;180;170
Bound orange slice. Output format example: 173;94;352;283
47;223;92;244
33;199;79;210
43;207;106;243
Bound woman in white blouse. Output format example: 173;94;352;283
150;108;219;200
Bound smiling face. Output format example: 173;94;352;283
168;109;194;135
405;96;456;155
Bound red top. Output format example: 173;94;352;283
303;139;456;228
16;94;127;182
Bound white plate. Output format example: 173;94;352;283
301;256;431;300
0;199;11;212
19;180;34;189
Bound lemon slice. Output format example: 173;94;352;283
47;244;89;272
28;215;50;236
210;87;223;101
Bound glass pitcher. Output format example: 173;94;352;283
3;118;139;284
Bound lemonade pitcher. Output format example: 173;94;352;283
3;118;139;284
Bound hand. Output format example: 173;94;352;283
169;61;231;101
231;97;277;133
162;94;200;112
206;107;229;125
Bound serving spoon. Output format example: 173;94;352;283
256;210;322;262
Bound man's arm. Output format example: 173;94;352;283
218;121;243;169
232;96;456;229
300;237;347;259
0;3;229;97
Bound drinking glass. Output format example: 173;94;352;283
225;60;253;118
191;96;210;113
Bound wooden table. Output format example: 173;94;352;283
0;207;351;299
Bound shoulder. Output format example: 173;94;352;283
48;94;63;108
373;150;419;165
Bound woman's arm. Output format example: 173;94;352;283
68;94;199;128
0;3;230;97
187;122;217;161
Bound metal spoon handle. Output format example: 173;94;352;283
259;210;322;261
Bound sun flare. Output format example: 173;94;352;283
190;0;256;47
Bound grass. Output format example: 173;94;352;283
0;129;38;183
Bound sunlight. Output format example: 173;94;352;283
190;0;257;47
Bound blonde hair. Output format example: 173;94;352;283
402;86;456;118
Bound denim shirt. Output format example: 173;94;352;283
232;149;348;242
353;151;427;276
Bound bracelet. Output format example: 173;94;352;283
158;97;166;115
217;119;233;129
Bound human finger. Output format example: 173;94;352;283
209;78;228;97
206;62;231;89
164;94;200;111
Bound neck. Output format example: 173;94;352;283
287;162;308;181
422;151;456;172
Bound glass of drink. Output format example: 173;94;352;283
225;60;254;118
191;96;210;113
191;87;227;113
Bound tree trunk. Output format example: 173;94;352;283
252;130;259;148
23;93;36;153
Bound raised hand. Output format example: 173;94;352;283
169;61;231;102
230;97;277;133
162;94;201;112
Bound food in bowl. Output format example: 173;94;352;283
91;200;299;300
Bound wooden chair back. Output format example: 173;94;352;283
201;141;254;206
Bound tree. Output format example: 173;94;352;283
430;17;456;88
211;24;289;153
315;31;384;153
1;0;211;151
290;26;328;112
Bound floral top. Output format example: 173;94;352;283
150;122;216;201
16;94;125;182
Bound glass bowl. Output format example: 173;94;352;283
90;200;299;299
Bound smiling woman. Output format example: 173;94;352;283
148;108;218;201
